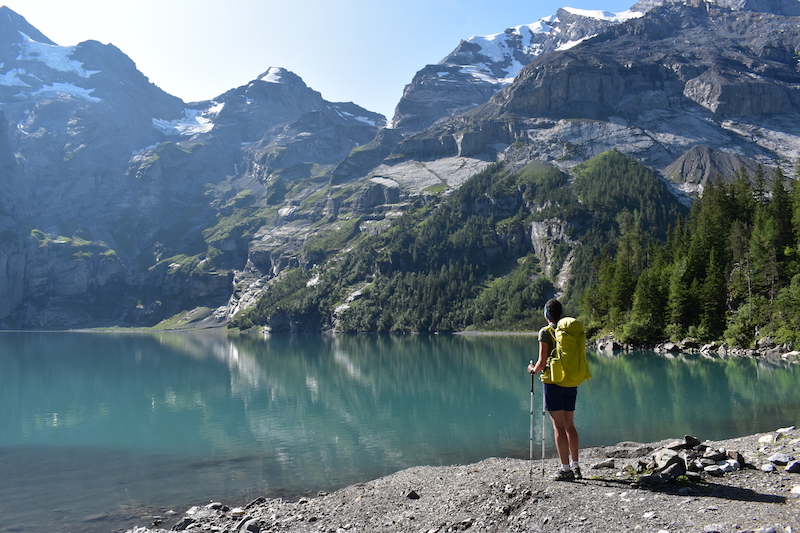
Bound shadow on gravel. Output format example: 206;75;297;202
580;477;787;505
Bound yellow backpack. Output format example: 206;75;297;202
541;317;591;387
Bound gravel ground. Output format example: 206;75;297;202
128;427;800;533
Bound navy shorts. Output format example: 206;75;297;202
543;383;578;412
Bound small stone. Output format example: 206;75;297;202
785;460;800;473
593;459;615;469
243;518;260;532
704;524;724;533
406;490;420;499
716;459;739;472
173;517;195;531
727;450;745;465
684;435;701;448
768;453;794;465
791;485;800;495
758;434;775;444
685;471;702;482
702;449;726;461
704;465;724;476
761;463;777;473
661;462;686;481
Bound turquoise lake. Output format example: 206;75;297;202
0;331;797;532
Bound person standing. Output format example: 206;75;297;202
527;298;582;481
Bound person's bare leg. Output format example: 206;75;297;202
549;410;570;466
549;410;579;465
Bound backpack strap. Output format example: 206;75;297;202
544;324;558;359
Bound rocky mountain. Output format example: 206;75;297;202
379;0;800;198
0;6;383;328
392;7;643;132
2;1;800;330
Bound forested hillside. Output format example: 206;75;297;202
230;151;693;337
581;166;800;347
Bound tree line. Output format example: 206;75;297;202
580;165;800;347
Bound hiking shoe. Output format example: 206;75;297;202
553;469;575;481
573;466;583;479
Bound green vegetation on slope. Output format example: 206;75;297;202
581;165;800;347
230;153;688;334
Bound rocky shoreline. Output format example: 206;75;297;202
128;427;799;533
593;334;799;362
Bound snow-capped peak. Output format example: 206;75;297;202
561;7;644;23
259;67;286;84
454;7;644;86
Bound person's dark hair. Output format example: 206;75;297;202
544;299;563;323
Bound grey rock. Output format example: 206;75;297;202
593;459;615;469
660;462;687;481
172;517;195;531
703;449;727;462
785;460;800;473
768;453;794;465
654;448;681;470
242;518;260;532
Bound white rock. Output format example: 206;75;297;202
716;459;739;472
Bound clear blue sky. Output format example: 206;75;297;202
4;0;635;118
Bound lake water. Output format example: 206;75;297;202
0;331;797;532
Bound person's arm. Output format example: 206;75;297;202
528;332;550;374
530;339;549;374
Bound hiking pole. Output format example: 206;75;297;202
529;360;534;483
541;388;546;478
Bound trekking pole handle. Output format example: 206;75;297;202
530;360;535;393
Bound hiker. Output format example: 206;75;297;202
528;298;583;481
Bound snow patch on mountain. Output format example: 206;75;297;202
334;107;379;127
153;102;225;136
561;8;644;22
458;8;643;85
33;82;100;102
17;32;99;78
0;67;30;87
467;21;553;62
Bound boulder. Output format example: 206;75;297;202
654;449;681;470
